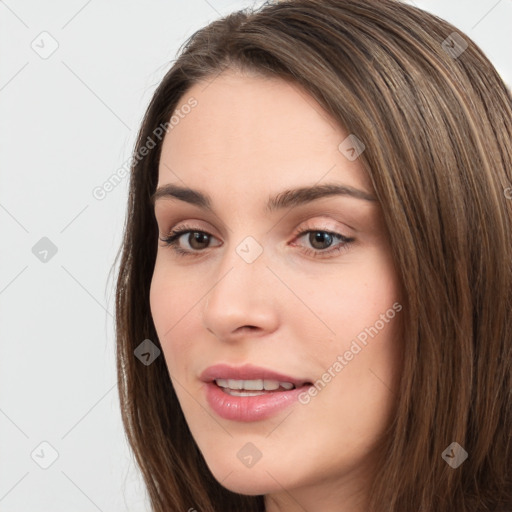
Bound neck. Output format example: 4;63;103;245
263;468;372;512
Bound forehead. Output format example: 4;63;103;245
158;70;371;193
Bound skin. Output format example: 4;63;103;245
150;69;403;512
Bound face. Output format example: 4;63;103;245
150;70;403;511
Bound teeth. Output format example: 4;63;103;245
263;380;280;390
228;379;245;390
240;379;263;390
215;379;296;391
224;390;267;397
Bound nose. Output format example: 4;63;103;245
201;239;279;342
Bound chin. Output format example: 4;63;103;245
206;461;286;496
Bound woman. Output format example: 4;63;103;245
114;0;512;510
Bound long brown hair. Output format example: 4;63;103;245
114;1;512;510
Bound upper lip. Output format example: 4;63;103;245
200;363;311;387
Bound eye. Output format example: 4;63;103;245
291;228;355;258
159;223;220;256
159;223;355;259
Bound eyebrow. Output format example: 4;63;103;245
150;182;377;212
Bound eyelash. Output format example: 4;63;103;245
159;223;355;259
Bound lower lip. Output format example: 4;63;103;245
204;382;309;422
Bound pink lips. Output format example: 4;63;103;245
200;364;312;422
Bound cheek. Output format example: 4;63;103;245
149;255;199;335
300;250;403;412
149;263;171;340
298;251;400;346
149;262;195;374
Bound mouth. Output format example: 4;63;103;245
200;364;313;422
214;378;301;396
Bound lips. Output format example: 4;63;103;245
200;364;313;422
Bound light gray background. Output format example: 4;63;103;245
1;1;510;510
